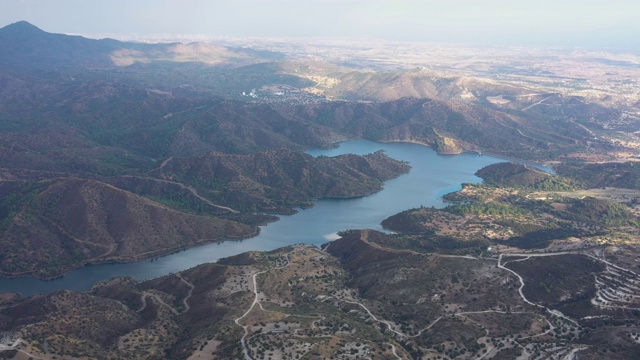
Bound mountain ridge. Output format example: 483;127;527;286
0;21;279;70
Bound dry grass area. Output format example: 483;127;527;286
564;151;629;163
539;232;640;251
5;289;178;359
536;187;640;203
234;245;409;360
415;209;516;240
4;232;640;359
186;339;222;360
462;312;548;338
0;293;19;305
591;245;640;276
541;237;594;252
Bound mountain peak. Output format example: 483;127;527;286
0;20;114;70
0;20;46;35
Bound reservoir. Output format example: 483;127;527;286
0;140;520;296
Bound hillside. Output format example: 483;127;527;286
556;161;640;190
2;235;640;359
475;162;551;187
277;97;600;160
0;178;256;278
0;147;409;278
383;176;639;252
150;148;411;212
0;69;598;164
0;23;627;163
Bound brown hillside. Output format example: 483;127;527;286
0;178;256;278
475;162;551;187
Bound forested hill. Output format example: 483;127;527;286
556;162;640;190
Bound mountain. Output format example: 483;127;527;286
0;69;606;174
0;21;131;69
0;22;621;162
277;97;600;159
0;21;280;70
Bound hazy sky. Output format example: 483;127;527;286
2;0;639;47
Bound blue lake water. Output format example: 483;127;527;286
0;140;534;296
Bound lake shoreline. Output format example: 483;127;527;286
0;140;507;296
0;226;262;281
378;139;555;170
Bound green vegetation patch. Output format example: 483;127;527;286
558;197;639;228
556;161;640;190
476;162;580;191
445;202;528;217
0;181;48;232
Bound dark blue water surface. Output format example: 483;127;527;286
1;140;543;295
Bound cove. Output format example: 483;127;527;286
0;140;516;296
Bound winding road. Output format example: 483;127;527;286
498;253;579;326
176;273;195;313
234;255;291;360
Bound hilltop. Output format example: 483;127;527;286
475;162;551;187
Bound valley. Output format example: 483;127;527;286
0;21;639;360
0;140;505;295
